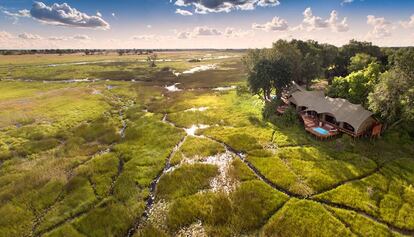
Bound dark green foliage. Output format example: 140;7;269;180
329;62;381;105
368;48;414;129
262;99;280;121
348;53;379;73
279;107;299;127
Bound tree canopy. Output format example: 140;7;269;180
243;39;413;134
368;48;414;128
348;53;378;73
329;62;381;106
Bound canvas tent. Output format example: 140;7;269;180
288;90;376;136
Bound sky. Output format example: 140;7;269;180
0;0;413;49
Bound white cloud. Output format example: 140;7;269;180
96;11;102;17
147;25;152;28
172;0;279;14
2;9;30;18
177;26;222;39
73;34;91;40
111;12;116;17
296;7;349;32
177;31;191;39
366;15;392;39
327;10;349;32
224;27;253;38
175;8;193;16
341;0;354;6
131;35;156;40
30;2;110;30
252;16;288;31
1;8;30;23
48;36;67;41
400;15;414;28
192;26;221;36
0;31;13;39
176;26;252;40
18;33;42;40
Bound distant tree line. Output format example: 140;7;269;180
0;48;243;56
243;39;413;134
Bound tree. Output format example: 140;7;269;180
368;48;414;128
284;40;326;88
271;40;302;83
301;52;323;88
247;58;274;101
348;53;378;73
329;62;381;105
368;69;413;128
332;40;383;77
147;53;158;67
244;49;292;102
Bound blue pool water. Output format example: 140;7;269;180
313;127;329;135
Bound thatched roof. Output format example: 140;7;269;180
289;90;374;133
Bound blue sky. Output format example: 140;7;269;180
0;0;413;49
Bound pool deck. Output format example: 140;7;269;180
301;113;339;140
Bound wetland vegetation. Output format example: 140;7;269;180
0;46;413;237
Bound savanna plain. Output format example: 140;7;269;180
0;51;413;237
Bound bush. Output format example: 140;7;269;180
236;85;250;96
279;107;299;127
262;99;281;121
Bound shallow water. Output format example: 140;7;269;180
184;124;210;136
165;83;182;92
47;60;115;67
183;64;217;74
184;107;208;112
212;86;236;91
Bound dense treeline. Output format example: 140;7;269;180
243;39;414;135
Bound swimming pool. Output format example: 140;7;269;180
313;127;329;135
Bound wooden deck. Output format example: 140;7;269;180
276;105;289;114
300;113;339;140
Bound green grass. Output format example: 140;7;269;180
326;206;403;237
156;164;219;200
314;158;414;230
170;136;225;165
166;180;288;235
262;199;354;237
0;52;413;237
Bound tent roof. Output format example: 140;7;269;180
288;81;306;94
289;90;374;132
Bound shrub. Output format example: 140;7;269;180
262;99;281;121
279;107;299;127
236;85;250;96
